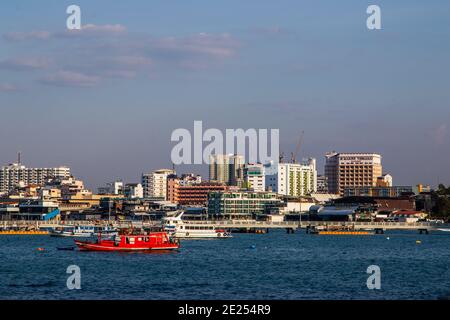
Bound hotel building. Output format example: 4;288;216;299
325;152;383;195
0;162;71;194
167;178;228;206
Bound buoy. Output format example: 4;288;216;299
416;240;421;244
37;247;45;251
386;237;390;240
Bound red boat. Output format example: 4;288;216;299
74;232;179;252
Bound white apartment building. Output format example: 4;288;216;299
209;154;244;186
142;169;175;199
244;163;265;192
265;159;317;197
0;163;71;194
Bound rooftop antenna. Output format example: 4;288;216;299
17;151;21;165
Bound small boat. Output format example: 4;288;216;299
74;232;179;252
50;226;94;238
162;212;232;239
57;246;75;251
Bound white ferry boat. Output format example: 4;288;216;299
162;212;231;239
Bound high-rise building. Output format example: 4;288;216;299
142;169;175;199
0;162;71;194
325;152;383;195
209;154;244;186
243;163;265;192
265;159;317;197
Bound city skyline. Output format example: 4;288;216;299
1;1;449;189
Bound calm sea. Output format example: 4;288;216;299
0;230;449;300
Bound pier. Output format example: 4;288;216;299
1;219;449;233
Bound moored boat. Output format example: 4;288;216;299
50;225;118;238
74;232;179;251
50;226;95;237
163;212;231;239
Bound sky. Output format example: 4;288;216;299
0;0;449;190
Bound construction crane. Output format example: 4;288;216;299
291;131;304;163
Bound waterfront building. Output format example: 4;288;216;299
332;195;416;212
325;152;383;195
209;154;244;186
344;185;413;198
243;163;265;192
280;196;316;213
48;177;88;199
0;162;71;194
265;159;317;197
124;183;144;199
207;191;282;219
167;178;228;206
142;169;175;199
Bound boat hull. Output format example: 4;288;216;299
50;232;92;238
170;232;232;239
75;241;177;251
74;240;179;251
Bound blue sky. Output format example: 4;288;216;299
0;1;449;189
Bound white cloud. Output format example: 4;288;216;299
40;71;100;88
2;27;239;88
